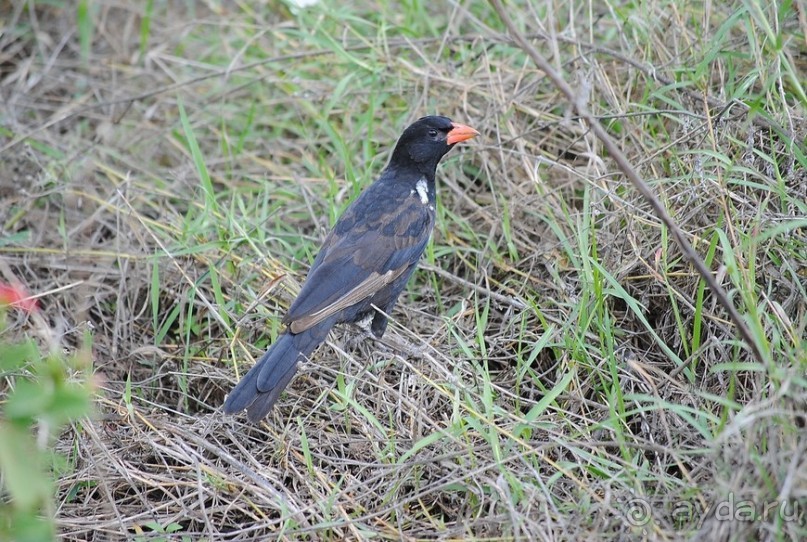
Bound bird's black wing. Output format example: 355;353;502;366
282;195;433;334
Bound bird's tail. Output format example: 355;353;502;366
223;320;333;422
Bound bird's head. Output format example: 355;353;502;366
389;115;478;176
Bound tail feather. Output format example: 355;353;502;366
245;363;297;421
223;320;333;421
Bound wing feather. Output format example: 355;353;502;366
282;192;433;331
288;266;409;333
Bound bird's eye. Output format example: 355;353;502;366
428;129;438;137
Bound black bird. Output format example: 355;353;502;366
223;115;479;421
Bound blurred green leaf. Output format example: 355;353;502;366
0;341;38;372
6;510;54;542
0;425;51;510
4;380;49;421
47;385;93;425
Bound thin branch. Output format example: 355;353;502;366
491;0;766;366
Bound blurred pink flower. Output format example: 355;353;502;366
0;283;39;312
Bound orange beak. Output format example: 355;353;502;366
446;122;479;145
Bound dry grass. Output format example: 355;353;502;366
1;1;806;540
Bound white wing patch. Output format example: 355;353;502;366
415;179;429;205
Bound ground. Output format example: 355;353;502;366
1;1;806;540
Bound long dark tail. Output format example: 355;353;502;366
223;321;332;422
